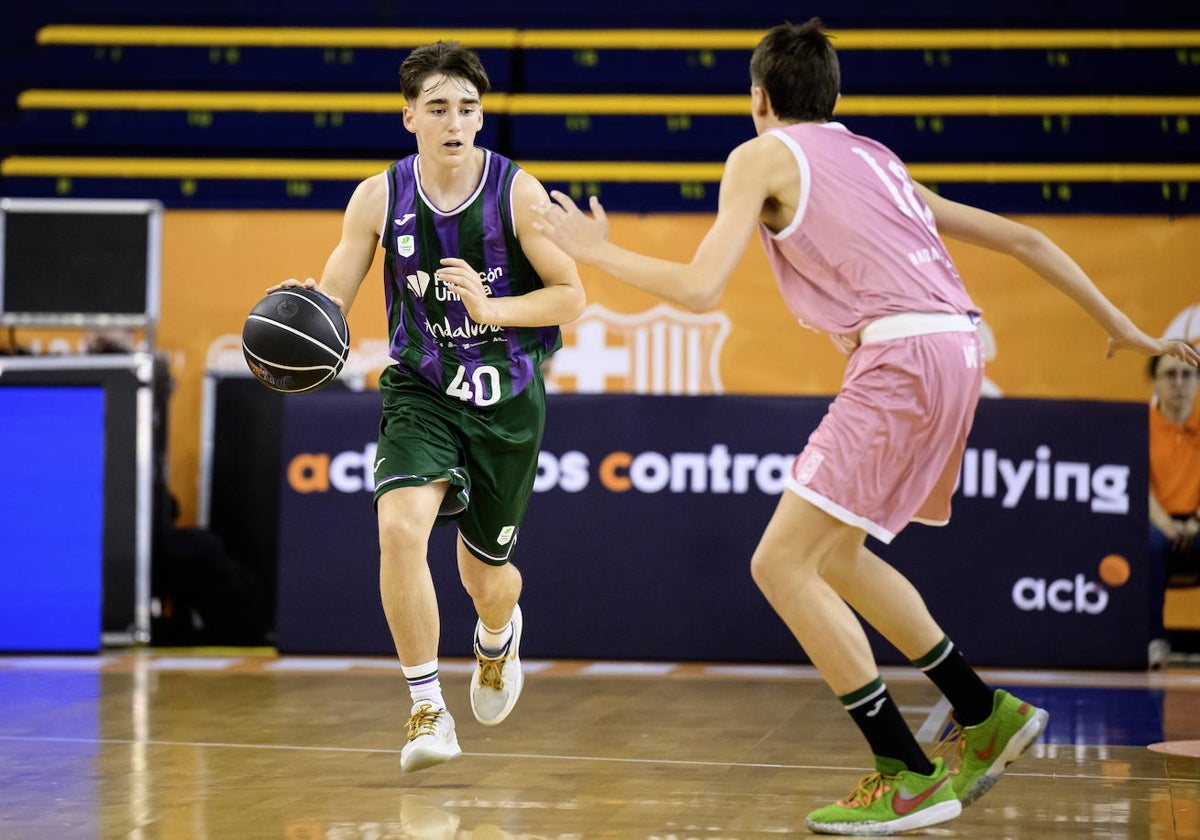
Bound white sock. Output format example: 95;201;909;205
477;616;514;656
402;659;444;708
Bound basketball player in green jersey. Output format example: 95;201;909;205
278;41;584;772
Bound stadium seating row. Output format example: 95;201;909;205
2;25;1199;213
25;26;1200;95
13;89;1199;163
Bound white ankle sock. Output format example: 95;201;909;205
477;617;513;656
402;659;444;708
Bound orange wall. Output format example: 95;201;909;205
146;211;1198;526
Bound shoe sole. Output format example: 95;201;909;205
471;605;524;726
806;799;962;835
959;707;1049;807
400;743;463;773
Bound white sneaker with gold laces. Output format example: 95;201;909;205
470;604;524;726
400;701;461;772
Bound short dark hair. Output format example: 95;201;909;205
749;18;840;122
399;40;491;102
1149;351;1200;379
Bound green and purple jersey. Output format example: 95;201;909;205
381;149;561;408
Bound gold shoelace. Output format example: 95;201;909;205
406;703;444;740
837;772;892;808
475;654;506;690
930;721;966;769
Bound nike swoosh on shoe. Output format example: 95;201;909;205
893;778;949;816
973;731;999;761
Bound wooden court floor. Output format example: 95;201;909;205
3;651;1200;839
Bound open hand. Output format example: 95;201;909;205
530;191;610;264
1106;332;1200;367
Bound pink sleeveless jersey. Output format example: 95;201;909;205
758;122;979;337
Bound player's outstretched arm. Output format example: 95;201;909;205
918;183;1200;367
531;138;774;313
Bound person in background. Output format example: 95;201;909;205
532;18;1200;835
81;328;136;354
1149;350;1200;664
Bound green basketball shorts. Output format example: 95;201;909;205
372;365;546;565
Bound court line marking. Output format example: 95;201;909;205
6;654;1200;690
144;657;244;670
581;662;678;676
0;734;1194;786
913;696;953;743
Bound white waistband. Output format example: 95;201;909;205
859;312;978;345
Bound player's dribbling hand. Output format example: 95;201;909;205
531;192;610;264
267;277;345;311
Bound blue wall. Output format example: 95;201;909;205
6;1;1199;30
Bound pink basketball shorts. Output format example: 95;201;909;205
787;323;984;543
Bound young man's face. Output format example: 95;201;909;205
1155;352;1200;417
403;73;483;163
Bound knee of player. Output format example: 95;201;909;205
458;556;519;602
750;547;819;593
378;517;435;560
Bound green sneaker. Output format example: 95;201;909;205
938;689;1049;807
805;756;961;835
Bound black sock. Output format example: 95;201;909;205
840;677;935;776
912;636;994;727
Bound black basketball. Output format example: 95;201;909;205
242;287;350;393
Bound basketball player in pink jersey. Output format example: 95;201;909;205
533;17;1200;836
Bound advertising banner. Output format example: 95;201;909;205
0;387;105;651
275;392;1148;668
